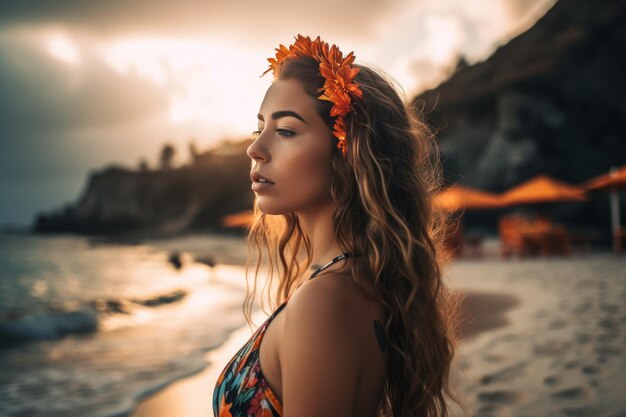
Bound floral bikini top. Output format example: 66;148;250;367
212;253;352;417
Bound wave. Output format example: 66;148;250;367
0;289;187;347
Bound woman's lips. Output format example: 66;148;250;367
251;181;275;192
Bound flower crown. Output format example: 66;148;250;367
261;34;363;157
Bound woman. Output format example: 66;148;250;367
213;35;465;417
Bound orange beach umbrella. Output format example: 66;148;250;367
499;174;588;206
221;210;254;228
582;165;626;191
435;184;503;212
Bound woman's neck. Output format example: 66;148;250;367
296;202;349;270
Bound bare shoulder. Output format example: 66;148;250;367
279;272;384;415
287;272;360;320
283;273;362;352
284;271;383;342
283;272;384;366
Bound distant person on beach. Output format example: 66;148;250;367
213;35;466;417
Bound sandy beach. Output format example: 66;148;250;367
126;235;626;417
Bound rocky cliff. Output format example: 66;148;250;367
414;0;626;192
34;140;254;235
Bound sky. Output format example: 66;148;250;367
0;0;557;227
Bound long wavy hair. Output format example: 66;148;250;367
243;56;467;417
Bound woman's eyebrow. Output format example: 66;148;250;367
257;110;307;124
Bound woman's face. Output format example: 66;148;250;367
247;78;335;215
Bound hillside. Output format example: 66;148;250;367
34;140;254;236
413;0;626;191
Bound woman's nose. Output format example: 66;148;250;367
246;136;270;162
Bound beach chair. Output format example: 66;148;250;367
499;214;531;258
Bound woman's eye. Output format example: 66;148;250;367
251;128;295;138
277;129;295;138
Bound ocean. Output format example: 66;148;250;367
0;232;254;417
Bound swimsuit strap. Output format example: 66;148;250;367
310;252;352;278
289;252;352;299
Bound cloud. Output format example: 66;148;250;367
358;0;556;95
0;27;169;133
0;0;389;41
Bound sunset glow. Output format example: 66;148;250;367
99;37;270;131
44;33;82;66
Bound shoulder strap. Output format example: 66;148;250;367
310;252;352;278
292;252;352;292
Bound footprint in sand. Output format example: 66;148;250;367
477;389;524;405
581;365;599;375
598;317;619;331
544;375;559;386
551;386;590;400
479;361;527;385
561;404;604;417
595;344;623;363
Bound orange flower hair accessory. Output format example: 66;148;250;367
261;34;363;156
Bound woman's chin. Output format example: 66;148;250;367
256;200;289;216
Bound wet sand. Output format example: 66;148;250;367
459;291;520;341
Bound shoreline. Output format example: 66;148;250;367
130;308;270;417
129;289;520;417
